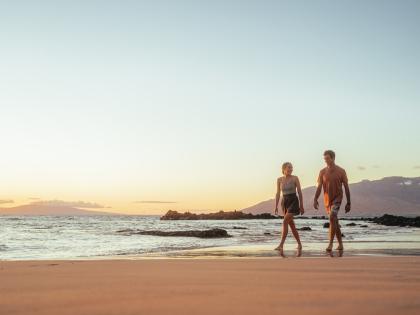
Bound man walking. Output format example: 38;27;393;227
314;150;351;251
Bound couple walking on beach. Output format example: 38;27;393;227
274;150;351;253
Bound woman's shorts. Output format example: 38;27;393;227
282;193;300;216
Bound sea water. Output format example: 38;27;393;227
1;215;420;260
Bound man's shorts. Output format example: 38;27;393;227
327;202;341;216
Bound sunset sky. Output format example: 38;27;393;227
1;1;419;214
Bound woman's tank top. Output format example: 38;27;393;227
281;177;297;195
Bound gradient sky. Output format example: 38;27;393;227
1;0;419;214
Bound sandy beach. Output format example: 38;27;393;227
1;256;420;315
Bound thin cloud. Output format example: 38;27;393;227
28;197;41;200
413;165;420;169
134;200;178;204
30;200;106;209
357;166;366;171
372;165;380;169
0;199;14;204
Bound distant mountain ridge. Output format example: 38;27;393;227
0;204;118;216
241;176;420;216
1;177;419;216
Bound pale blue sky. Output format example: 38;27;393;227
0;1;419;213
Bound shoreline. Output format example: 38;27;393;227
2;242;420;261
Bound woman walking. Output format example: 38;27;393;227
274;162;304;253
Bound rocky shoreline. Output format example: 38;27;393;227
160;211;420;228
160;210;276;220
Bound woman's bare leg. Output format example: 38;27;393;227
288;219;302;249
275;213;292;251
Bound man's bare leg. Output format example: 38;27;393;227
326;213;337;251
335;219;344;250
288;219;302;249
275;214;292;252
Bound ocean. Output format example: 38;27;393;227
1;215;420;260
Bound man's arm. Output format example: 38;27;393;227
313;171;322;210
275;178;281;215
343;171;351;212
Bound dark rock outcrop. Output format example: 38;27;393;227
370;214;420;228
346;222;357;226
298;226;312;231
160;210;276;220
323;222;341;228
116;228;231;238
310;216;327;220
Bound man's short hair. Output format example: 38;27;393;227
324;150;335;160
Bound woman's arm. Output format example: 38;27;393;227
296;176;304;214
275;178;281;215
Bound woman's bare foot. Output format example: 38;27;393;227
336;244;344;251
279;247;285;256
326;244;333;252
297;243;302;250
274;245;283;251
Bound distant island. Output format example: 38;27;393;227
0;204;119;216
160;210;276;220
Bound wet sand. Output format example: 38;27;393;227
1;257;420;315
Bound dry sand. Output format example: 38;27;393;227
1;257;420;315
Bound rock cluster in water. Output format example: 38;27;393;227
160;210;276;220
298;226;312;231
370;214;420;227
323;222;342;228
117;228;231;238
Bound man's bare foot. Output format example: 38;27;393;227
326;244;333;252
336;245;344;250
